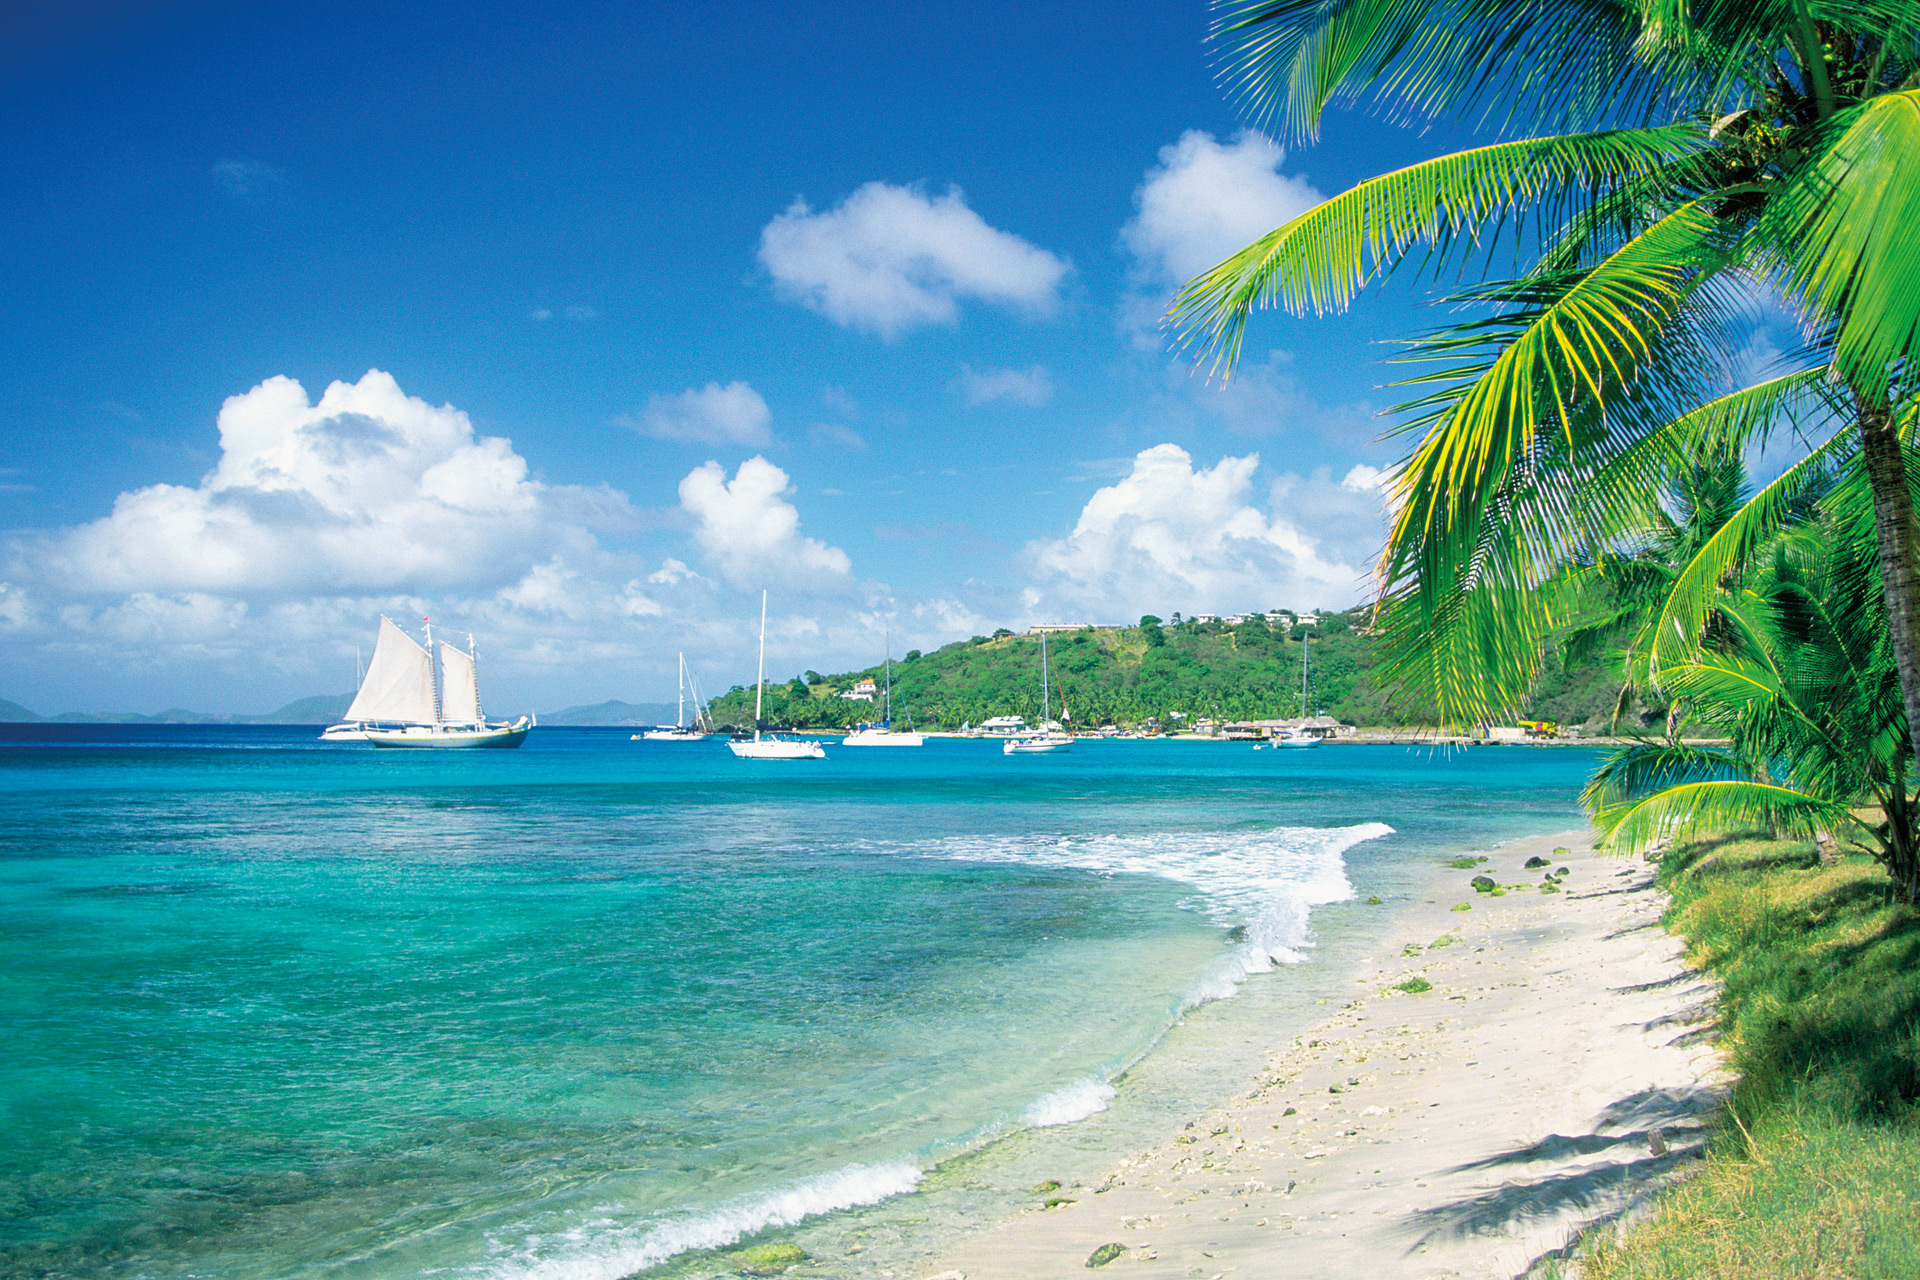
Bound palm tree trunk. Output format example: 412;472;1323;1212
1859;404;1920;904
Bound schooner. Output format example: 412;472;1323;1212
322;617;533;748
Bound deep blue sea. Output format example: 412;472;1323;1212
0;726;1602;1280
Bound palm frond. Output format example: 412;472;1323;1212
1591;777;1856;854
1581;740;1751;812
1168;125;1705;375
1646;384;1854;674
1207;0;1744;142
1768;90;1920;393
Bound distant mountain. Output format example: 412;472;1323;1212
0;699;41;722
538;700;678;726
260;694;354;724
49;709;230;724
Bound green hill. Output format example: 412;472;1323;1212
708;614;1430;731
708;612;1645;732
0;699;40;722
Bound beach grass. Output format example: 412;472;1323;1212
1557;834;1920;1279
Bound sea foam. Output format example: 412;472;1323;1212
485;1161;923;1280
1022;1077;1118;1127
924;821;1393;1007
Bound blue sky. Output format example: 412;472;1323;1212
2;0;1495;714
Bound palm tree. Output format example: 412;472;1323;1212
1172;1;1920;763
1558;439;1755;735
1584;456;1919;897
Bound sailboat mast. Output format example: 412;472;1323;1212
883;630;893;727
1300;632;1310;719
1041;632;1051;725
424;619;442;724
468;634;483;724
753;590;767;740
677;652;687;729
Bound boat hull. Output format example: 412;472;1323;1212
636;728;708;741
1003;734;1073;754
730;737;825;759
1274;732;1323;749
365;718;531;749
318;723;371;742
841;728;924;747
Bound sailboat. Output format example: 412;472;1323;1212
1275;631;1324;749
729;592;825;760
324;617;532;748
635;653;711;741
1003;632;1073;755
842;635;923;747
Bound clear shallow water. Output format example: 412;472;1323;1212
0;727;1602;1280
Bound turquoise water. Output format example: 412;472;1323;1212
0;727;1601;1279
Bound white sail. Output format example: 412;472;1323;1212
344;618;437;724
439;641;482;725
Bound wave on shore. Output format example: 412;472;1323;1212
926;822;1393;1005
486;1160;925;1280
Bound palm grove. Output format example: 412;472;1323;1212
1174;0;1920;900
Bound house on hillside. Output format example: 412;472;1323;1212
839;679;877;702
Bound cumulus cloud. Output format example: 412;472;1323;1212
955;364;1054;407
759;181;1069;339
678;456;852;585
1026;444;1384;619
1123;131;1324;287
28;370;629;598
0;373;1007;716
624;381;775;447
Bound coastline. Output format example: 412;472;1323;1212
906;832;1725;1280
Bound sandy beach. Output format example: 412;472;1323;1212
922;835;1726;1280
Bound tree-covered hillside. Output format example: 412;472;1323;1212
708;612;1643;732
708;614;1428;730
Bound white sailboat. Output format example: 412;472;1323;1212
729;592;825;760
1003;631;1073;755
842;635;923;747
635;653;711;742
324;617;531;749
1275;631;1324;749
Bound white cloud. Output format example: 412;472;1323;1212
648;558;698;586
1123;131;1324;287
0;374;1014;716
759;181;1069;339
624;381;775;447
955;364;1054;407
1025;444;1381;618
27;370;627;598
678;456;852;585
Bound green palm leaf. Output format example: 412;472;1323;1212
1169;125;1705;374
1591;778;1856;854
1209;0;1725;141
1769;90;1920;392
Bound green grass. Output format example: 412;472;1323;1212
1557;834;1920;1279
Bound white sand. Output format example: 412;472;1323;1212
921;836;1725;1280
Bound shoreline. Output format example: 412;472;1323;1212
909;833;1726;1280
